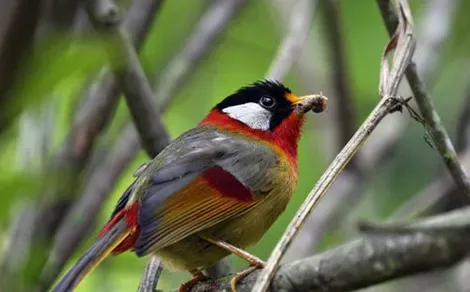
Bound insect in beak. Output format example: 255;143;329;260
293;93;328;114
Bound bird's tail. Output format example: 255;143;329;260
52;219;130;292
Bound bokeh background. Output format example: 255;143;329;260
1;0;470;291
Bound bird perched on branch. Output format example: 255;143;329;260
53;80;327;292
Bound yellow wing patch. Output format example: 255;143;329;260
145;178;258;251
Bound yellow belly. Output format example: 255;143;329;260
154;160;296;271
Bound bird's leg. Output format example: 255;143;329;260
199;235;265;292
230;265;258;292
199;235;265;267
178;269;207;292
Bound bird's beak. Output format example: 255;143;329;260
293;93;328;114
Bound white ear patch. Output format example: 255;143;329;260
222;102;272;130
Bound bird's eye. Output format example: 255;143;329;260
260;96;275;108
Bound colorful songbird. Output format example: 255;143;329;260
53;80;327;292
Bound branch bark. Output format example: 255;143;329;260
171;207;470;292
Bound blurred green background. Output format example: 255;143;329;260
1;0;470;291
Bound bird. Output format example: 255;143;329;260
53;80;327;292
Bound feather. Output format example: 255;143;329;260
132;127;277;256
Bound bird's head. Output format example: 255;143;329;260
200;80;327;163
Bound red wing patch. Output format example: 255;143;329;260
98;202;140;255
202;166;253;202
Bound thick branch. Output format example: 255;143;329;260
175;207;470;292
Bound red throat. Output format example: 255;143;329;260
199;109;304;170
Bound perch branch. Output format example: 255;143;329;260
177;206;470;292
139;255;163;292
252;2;416;291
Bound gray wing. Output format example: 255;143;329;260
132;126;278;255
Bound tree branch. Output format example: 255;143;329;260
252;2;416;290
377;0;470;200
169;206;470;292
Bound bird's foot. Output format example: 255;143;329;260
178;270;207;292
230;262;264;292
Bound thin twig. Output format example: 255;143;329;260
359;0;458;166
252;2;416;291
377;0;470;200
183;206;470;292
289;0;462;258
407;63;470;196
